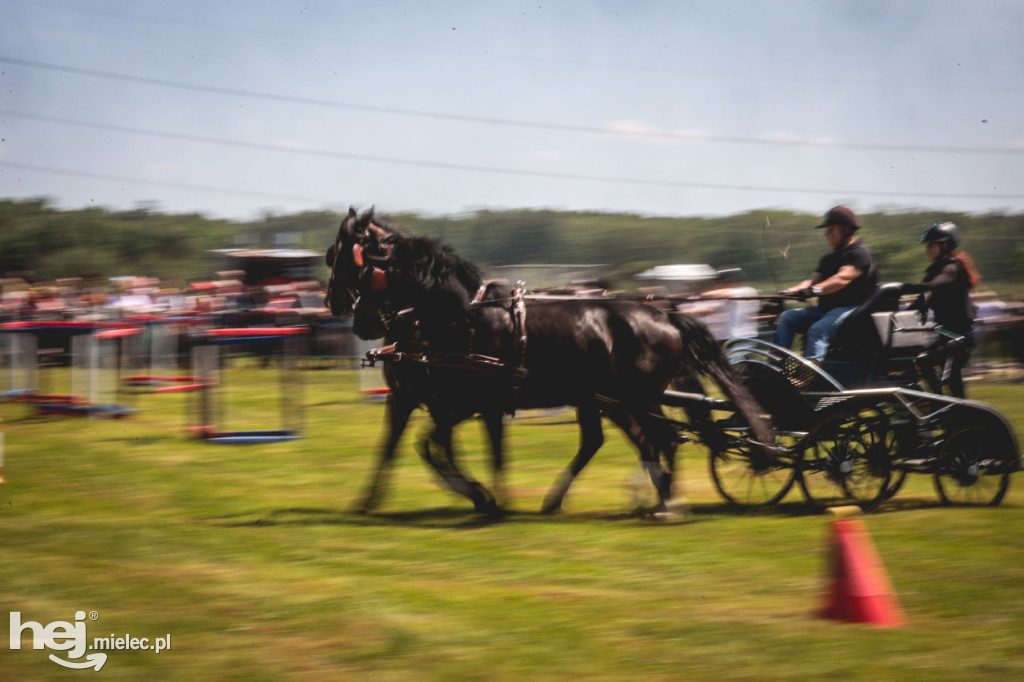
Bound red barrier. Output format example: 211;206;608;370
203;327;308;337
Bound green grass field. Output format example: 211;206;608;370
2;364;1023;681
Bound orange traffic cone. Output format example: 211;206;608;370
817;517;906;626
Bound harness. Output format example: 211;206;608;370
362;286;529;382
360;296;527;416
470;280;528;377
346;226;529;407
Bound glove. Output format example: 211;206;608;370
794;287;816;301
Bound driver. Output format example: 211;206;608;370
774;206;878;362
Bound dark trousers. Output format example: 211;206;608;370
915;333;974;398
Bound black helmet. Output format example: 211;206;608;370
920;222;960;249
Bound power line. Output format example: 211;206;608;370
4;114;1024;202
0;160;335;205
6;159;1024;229
2;55;1023;156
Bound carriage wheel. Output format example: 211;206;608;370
798;408;893;513
883;470;907;500
934;426;1011;506
880;423;909;500
709;430;798;508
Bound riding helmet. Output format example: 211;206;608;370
920;221;960;249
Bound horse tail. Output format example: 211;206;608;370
667;312;775;448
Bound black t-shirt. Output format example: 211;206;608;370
814;240;877;311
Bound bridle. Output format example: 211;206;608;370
328;219;405;333
328;217;528;378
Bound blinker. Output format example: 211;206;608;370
352;243;364;267
371;268;388;291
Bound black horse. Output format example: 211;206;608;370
326;208;774;514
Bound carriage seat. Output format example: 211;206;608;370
827;283;904;359
826;282;939;387
870;310;937;352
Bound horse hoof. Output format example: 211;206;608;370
652;498;691;521
475;504;503;519
540;499;563;515
479;504;506;520
472;494;500;515
351;499;377;515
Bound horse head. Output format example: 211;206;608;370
328;208;488;343
325;207;401;339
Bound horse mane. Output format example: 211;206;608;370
356;209;484;311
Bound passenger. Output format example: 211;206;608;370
694;268;760;341
774;206;878;362
901;222;980;398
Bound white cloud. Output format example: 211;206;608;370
147;162;180;172
672;128;715;141
274;140;314;151
520;150;568;161
604;119;664;137
602;120;713;145
759;131;844;147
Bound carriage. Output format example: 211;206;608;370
681;283;1021;512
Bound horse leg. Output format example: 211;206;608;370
647;403;690;516
354;392;416;514
604;407;673;512
419;413;498;514
541;404;604;514
481;410;508;508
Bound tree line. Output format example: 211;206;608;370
2;198;1022;294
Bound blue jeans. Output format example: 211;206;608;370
774;305;856;362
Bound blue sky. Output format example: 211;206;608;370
2;0;1022;220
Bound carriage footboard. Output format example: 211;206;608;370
594;390;733;414
659;390;733;412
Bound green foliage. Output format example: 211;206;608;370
0;199;235;282
2;198;1022;294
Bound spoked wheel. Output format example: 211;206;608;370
934;426;1011;506
880;425;909;500
709;430;799;508
798;408;893;513
883;470;907;501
